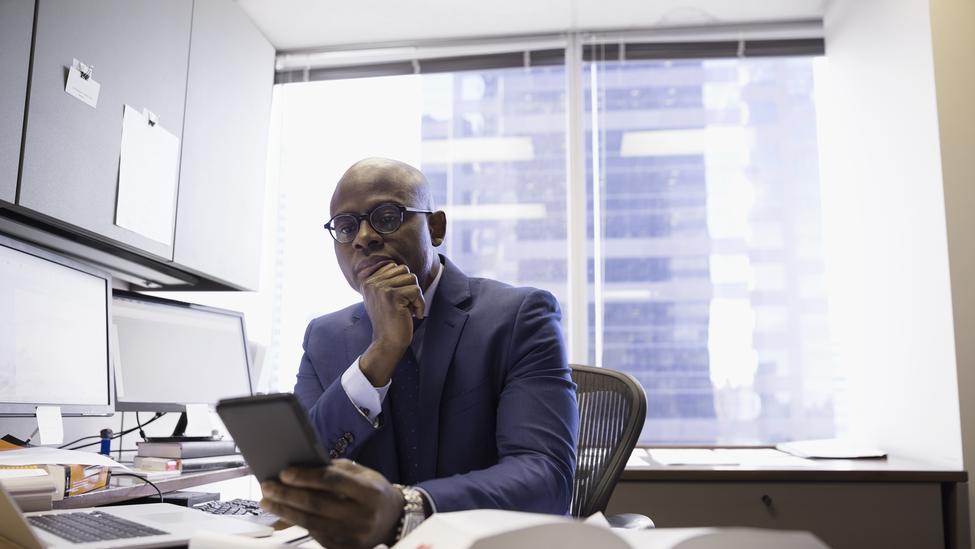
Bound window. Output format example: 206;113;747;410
584;55;830;443
195;34;832;446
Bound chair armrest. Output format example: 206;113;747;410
606;513;655;530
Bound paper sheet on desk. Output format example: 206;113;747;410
0;447;126;469
190;527;321;549
646;448;817;467
713;449;818;467
776;438;887;459
646;449;739;466
627;448;652;467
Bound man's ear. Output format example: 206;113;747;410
429;210;447;247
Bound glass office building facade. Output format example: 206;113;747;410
267;48;835;445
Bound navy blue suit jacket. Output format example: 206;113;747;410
294;256;578;514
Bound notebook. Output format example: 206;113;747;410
0;483;272;549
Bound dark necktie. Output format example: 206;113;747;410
389;318;423;484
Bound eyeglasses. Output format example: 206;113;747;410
325;203;433;244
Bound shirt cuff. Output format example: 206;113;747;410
413;486;438;514
341;357;390;424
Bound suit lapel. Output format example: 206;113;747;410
416;257;470;481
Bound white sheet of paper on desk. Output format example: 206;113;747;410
626;448;652;467
35;406;64;446
776;438;886;459
713;448;818;467
0;447;125;469
190;531;293;549
116;104;179;246
646;449;739;466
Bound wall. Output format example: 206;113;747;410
818;0;962;467
929;0;975;542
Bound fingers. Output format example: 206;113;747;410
258;496;363;549
261;480;364;526
364;262;417;288
361;263;426;326
275;461;393;507
260;461;403;549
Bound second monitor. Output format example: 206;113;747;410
112;291;254;439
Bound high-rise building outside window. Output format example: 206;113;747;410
583;56;830;443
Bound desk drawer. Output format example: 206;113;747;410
607;481;944;549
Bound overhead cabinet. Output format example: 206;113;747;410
173;0;274;291
0;0;35;205
19;0;193;261
5;0;273;290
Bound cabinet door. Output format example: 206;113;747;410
608;481;945;549
18;0;192;260
0;0;34;205
172;0;274;290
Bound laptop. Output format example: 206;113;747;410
0;484;273;549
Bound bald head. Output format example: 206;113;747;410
330;158;434;216
328;157;446;293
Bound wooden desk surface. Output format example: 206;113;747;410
52;466;252;509
621;450;967;483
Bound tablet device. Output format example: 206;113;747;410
216;393;331;482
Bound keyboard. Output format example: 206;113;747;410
28;511;169;543
195;498;271;517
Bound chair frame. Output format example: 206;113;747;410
569;364;648;518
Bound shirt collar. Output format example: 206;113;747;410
419;257;444;319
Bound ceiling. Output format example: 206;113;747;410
235;0;825;53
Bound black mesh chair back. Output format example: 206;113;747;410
569;364;648;518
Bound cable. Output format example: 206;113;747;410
110;473;164;504
60;413;166;450
285;534;313;545
117;412;125;462
136;412;150;441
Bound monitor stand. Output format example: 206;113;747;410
144;412;222;443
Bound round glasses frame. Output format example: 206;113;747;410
324;203;434;244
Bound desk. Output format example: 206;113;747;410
609;452;968;549
52;466;252;510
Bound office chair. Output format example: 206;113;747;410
569;364;654;529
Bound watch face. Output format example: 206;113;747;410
401;511;425;538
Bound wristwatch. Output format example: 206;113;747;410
394;484;426;541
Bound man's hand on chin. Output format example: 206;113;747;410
358;261;425;387
259;460;405;549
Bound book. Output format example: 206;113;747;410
133;456;180;471
0;466;55;493
137;440;238;459
39;464;69;501
63;464;112;496
0;466;57;512
112;468;182;485
11;492;54;512
179;454;246;472
394;509;832;549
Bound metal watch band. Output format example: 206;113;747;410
393;484;425;541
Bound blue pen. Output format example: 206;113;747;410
99;429;113;455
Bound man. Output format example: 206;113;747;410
260;158;578;549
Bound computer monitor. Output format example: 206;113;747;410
0;235;114;416
111;291;254;423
